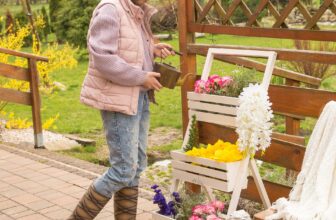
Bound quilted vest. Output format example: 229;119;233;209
80;0;156;115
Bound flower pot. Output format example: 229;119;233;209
151;211;175;220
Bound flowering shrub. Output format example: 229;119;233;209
236;84;273;157
4;112;32;129
0;15;77;131
185;140;243;162
194;75;233;95
189;201;225;220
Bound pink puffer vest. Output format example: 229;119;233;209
80;0;156;115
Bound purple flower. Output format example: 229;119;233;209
172;192;181;203
168;201;176;216
152;185;173;216
151;184;159;189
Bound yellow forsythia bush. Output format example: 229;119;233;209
0;16;77;130
185;140;244;162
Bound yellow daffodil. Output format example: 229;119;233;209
185;140;244;163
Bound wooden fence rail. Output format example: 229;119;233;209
0;47;48;148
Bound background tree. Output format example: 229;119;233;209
5;10;14;33
40;6;50;42
53;0;98;48
49;0;61;32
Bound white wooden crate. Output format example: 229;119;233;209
171;150;248;192
188;92;239;128
151;212;174;220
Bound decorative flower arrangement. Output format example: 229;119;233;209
152;184;226;220
194;75;233;95
189;201;225;220
185;140;243;163
152;185;181;218
236;84;273;157
194;68;256;97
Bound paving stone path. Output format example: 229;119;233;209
0;144;157;220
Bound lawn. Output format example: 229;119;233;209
2;33;336;165
3;34;306;134
0;3;47;15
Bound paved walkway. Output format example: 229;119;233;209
0;145;157;220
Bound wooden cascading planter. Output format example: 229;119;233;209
170;49;277;218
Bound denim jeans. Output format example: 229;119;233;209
94;91;150;198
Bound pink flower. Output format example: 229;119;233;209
194;80;206;93
206;214;222;220
221;76;233;86
205;80;212;93
211;200;225;212
192;205;204;215
209;75;221;81
189;215;203;220
202;205;216;214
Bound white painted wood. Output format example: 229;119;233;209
172;160;229;180
151;212;174;220
249;159;272;208
188;92;239;106
172;169;230;192
227;156;250;216
189;110;236;127
171;178;180;195
204;186;216;201
188;100;237;116
181;121;192;150
262;52;277;89
172;150;233;171
208;48;277;58
226;157;249;191
199;48;277;91
201;52;215;80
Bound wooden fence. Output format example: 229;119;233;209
0;47;48;148
178;0;336;204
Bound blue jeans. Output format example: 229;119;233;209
94;91;150;198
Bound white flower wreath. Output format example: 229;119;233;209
236;84;274;157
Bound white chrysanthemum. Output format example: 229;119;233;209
236;84;273;156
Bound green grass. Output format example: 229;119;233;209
3;34;336;135
0;3;48;15
2;33;336;167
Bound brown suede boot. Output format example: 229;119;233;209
68;185;110;220
114;186;139;220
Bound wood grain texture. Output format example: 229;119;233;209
0;87;32;105
0;63;29;81
0;47;48;62
189;23;336;41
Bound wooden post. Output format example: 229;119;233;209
28;58;44;149
179;0;200;194
285;79;301;178
179;0;197;135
